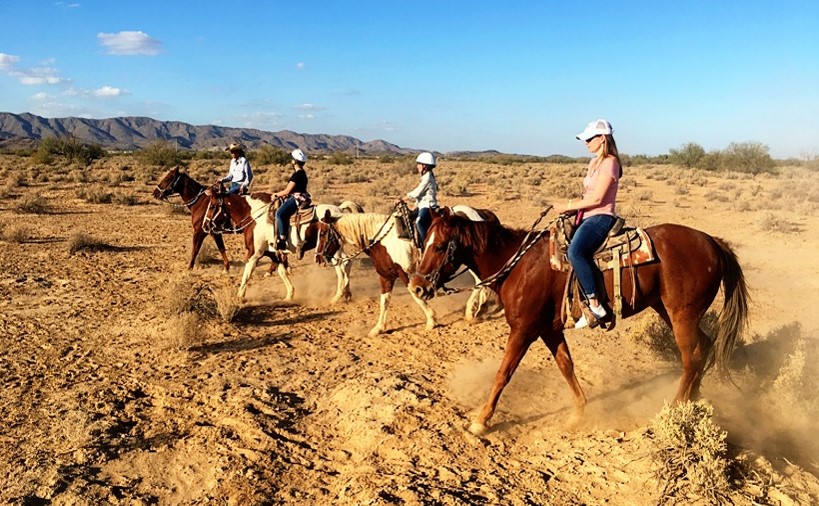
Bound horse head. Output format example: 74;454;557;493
314;209;342;266
153;166;183;200
410;211;468;300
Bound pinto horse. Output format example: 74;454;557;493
153;167;257;272
203;190;364;302
314;206;499;336
408;209;749;435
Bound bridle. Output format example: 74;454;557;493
315;212;396;266
414;238;459;289
154;172;204;207
202;193;262;234
315;220;343;265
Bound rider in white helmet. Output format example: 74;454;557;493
272;148;311;250
396;152;439;248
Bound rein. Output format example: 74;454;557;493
203;198;271;234
475;206;556;288
316;209;397;265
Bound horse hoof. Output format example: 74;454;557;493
368;328;382;337
468;422;488;436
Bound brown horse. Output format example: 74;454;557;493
154;167;259;272
408;208;749;435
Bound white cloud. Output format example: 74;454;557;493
92;85;125;98
293;103;325;111
295;62;306;70
299;114;316;120
0;53;20;69
13;66;70;86
97;31;163;56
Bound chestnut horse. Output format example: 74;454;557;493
153;167;258;272
314;205;499;336
408;209;749;435
203;190;364;302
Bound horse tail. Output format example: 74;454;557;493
709;237;750;380
339;200;365;213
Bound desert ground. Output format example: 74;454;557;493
1;153;818;505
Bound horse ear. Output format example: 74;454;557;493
322;209;332;222
437;206;452;219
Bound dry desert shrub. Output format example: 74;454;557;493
211;284;241;323
765;337;819;420
759;212;799;234
112;191;140;206
67;231;114;254
635;189;654;202
75;186;112;204
647;401;733;504
1;223;32;243
166;312;205;350
163;272;212;316
15;194;50;214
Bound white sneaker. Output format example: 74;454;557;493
574;315;589;329
590;305;607;319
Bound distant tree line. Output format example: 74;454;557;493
11;135;818;174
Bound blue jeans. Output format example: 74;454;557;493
276;197;299;240
568;214;617;300
225;182;243;195
416;207;433;246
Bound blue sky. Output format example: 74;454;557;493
0;1;817;158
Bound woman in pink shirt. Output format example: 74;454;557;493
557;119;622;328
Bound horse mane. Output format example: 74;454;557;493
334;213;394;249
446;215;528;256
250;192;273;204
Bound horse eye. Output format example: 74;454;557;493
435;243;446;252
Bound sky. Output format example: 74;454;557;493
0;1;817;159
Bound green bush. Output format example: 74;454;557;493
669;142;706;169
327;152;355;165
253;145;291;166
33;137;105;166
138;140;184;167
720;142;775;174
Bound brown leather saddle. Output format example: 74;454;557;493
548;215;656;329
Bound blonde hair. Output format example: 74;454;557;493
598;134;622;178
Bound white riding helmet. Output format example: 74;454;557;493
416;152;436;167
291;149;307;163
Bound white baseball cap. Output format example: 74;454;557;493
576;119;613;141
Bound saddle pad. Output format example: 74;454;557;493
549;227;655;272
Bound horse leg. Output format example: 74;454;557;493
212;233;230;273
189;229;207;270
277;262;295;301
654;304;711;403
330;261;352;304
543;334;586;427
369;276;395;336
238;248;266;301
469;329;537;436
407;285;438;331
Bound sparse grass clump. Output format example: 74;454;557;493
647;401;733;504
15;194;50;214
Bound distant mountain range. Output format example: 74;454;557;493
0;112;415;155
